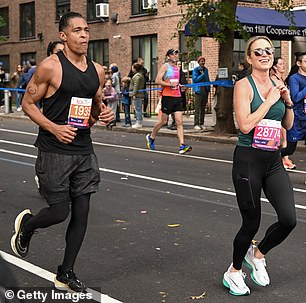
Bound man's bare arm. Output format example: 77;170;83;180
22;57;77;144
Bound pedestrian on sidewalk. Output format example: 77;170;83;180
146;49;192;154
281;52;306;167
192;56;210;131
270;57;296;170
121;76;132;127
10;11;114;293
223;36;296;296
129;63;145;128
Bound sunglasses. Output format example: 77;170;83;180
252;47;275;56
170;50;179;55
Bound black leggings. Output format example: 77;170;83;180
24;193;91;272
232;146;296;270
281;141;297;157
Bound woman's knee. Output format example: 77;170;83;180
280;215;297;231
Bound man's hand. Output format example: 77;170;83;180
52;124;77;144
98;104;114;124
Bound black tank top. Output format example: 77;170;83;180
35;51;100;154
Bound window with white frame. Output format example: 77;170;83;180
132;0;157;16
87;0;109;21
132;35;157;81
88;40;109;66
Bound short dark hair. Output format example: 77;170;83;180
47;41;64;56
59;12;84;32
132;63;143;72
29;58;36;66
296;52;306;62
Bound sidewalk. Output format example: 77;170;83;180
0;106;238;145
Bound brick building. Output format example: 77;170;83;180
1;0;306;86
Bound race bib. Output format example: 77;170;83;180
252;119;281;151
68;97;92;128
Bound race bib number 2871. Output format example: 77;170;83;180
68;97;92;128
252;119;281;151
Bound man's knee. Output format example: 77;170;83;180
50;202;70;224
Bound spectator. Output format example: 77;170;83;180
270;57;296;170
110;64;121;122
121;76;132;127
237;61;250;81
137;57;150;117
102;78;117;127
192;56;210;131
129;63;145;128
281;52;306;167
11;64;24;111
47;40;64;56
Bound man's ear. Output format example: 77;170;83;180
297;61;301;67
59;31;67;42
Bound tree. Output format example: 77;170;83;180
0;16;7;42
162;0;294;134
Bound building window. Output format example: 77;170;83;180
132;0;157;16
20;2;35;40
233;38;280;73
21;52;36;67
179;32;202;62
0;7;9;38
132;35;157;81
88;40;109;66
56;0;70;21
87;0;109;21
0;55;9;73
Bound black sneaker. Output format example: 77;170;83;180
54;266;87;293
11;209;34;258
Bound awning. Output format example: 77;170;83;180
185;6;306;40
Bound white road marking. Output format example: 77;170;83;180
0;250;123;303
1;148;306;208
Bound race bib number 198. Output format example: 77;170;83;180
68;97;92;128
252;119;281;151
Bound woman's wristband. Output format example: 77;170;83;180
285;103;294;109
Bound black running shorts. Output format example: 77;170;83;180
161;96;184;115
35;150;100;205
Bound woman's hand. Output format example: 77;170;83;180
277;85;292;105
265;86;281;106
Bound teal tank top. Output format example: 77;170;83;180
237;75;285;147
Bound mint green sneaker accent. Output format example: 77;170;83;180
244;245;270;287
223;264;250;296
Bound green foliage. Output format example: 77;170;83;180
0;15;7;42
177;1;241;43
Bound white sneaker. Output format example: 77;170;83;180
223;264;250;296
194;125;201;130
132;123;142;129
17;107;22;112
244;245;270;286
